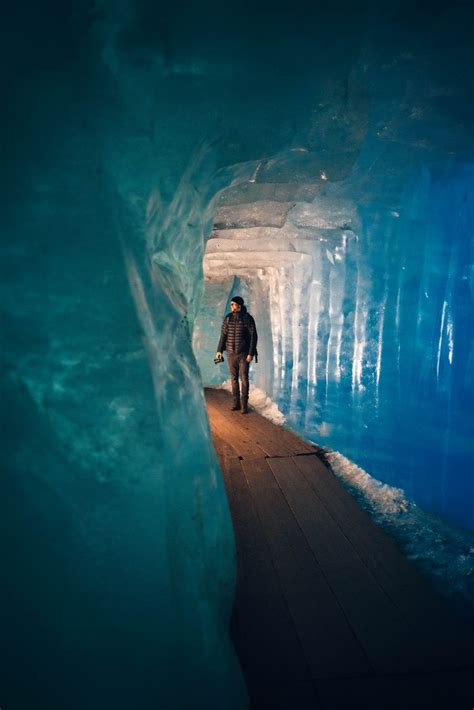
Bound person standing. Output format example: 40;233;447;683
215;296;258;414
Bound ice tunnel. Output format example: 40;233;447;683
1;1;473;708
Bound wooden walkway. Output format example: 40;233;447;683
205;388;474;710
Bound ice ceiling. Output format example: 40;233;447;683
1;1;473;707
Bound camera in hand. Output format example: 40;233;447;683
214;355;224;365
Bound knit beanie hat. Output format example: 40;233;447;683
230;296;244;306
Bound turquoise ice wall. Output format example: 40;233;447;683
2;1;474;707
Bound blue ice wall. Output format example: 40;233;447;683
2;1;474;706
195;11;474;531
0;109;247;709
276;161;474;530
1;4;254;708
350;163;474;528
202;163;474;531
198;160;474;530
3;0;369;705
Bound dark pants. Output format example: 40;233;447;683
227;352;250;404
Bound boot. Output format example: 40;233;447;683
230;399;241;411
241;398;249;414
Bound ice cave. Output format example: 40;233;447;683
1;1;473;708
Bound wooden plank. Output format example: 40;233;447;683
316;668;474;710
235;593;312;683
206;388;315;455
241;457;371;678
219;456;311;682
232;419;295;457
292;455;474;669
220;457;278;595
217;411;293;458
206;389;474;699
267;456;440;675
246;679;321;709
209;428;239;460
219;393;316;455
206;400;268;459
206;389;295;457
207;398;267;459
245;413;316;456
292;455;426;585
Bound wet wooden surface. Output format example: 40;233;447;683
205;387;474;710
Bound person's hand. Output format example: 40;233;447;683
246;354;253;362
215;351;223;361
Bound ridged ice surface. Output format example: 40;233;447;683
197;164;474;534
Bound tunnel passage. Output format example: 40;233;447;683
2;1;474;708
195;157;474;532
205;386;474;710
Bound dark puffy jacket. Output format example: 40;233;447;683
217;306;258;357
